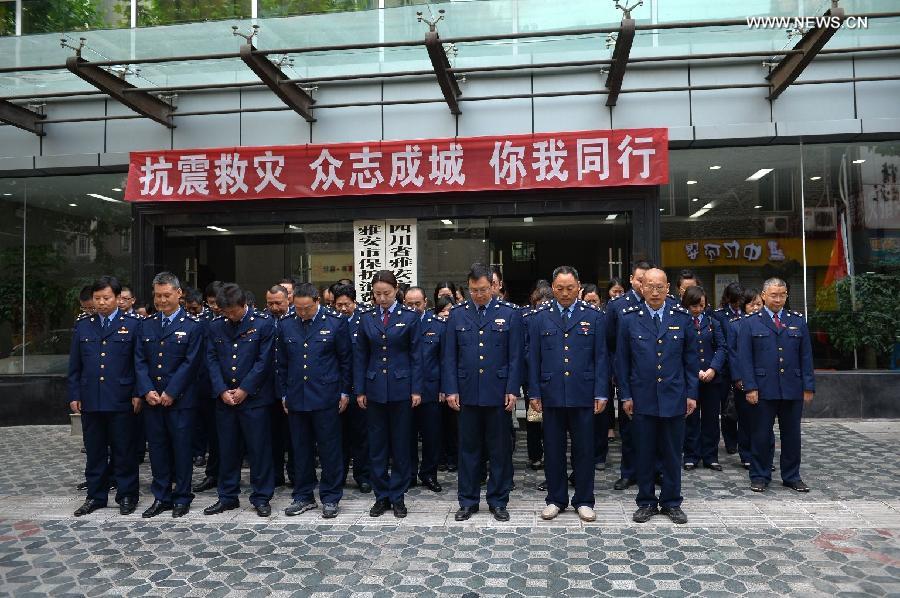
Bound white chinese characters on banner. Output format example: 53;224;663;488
353;220;418;303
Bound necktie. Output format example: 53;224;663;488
653;313;661;332
101;317;107;330
161;317;168;329
478;305;486;319
382;309;390;327
773;313;783;329
693;316;700;330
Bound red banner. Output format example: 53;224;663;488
125;128;668;202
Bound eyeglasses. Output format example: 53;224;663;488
644;284;667;294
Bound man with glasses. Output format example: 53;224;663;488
616;268;698;525
443;263;524;522
737;278;814;494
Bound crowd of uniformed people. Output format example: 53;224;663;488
68;259;815;524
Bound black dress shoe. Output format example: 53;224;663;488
172;504;190;518
537;480;548;492
392;500;408;518
255;502;272;517
705;463;723;472
193;455;206;467
614;478;635;490
369;499;391;517
76;481;88;491
742;462;751;470
421;478;443;493
750;479;767;492
454;506;478;521
192;477;217;493
726;446;738;455
661;506;688;524
358;481;372;494
203;500;239;515
119;498;138;516
632;505;659;523
783;479;810;492
654;473;663;486
141;500;172;518
683;463;697;471
489;506;510;522
74;499;105;517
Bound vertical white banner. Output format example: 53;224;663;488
353;220;386;304
386;219;417;288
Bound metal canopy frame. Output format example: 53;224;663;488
0;7;896;135
767;4;846;99
239;43;316;122
0;99;46;135
65;55;175;127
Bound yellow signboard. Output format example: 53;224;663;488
661;237;833;268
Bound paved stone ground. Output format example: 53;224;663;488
1;419;898;597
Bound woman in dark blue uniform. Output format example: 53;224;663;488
353;270;423;518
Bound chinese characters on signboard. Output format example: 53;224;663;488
684;239;786;264
126;128;669;202
353;220;418;302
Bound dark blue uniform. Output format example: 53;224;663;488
712;306;743;452
526;300;609;510
68;309;141;506
738;308;815;485
442;298;523;510
683;312;727;467
605;290;643;482
353;302;423;505
206;308;277;508
412;312;446;485
275;307;352;506
269;311;294;487
341;307;371;489
616;302;699;510
134;308;203;507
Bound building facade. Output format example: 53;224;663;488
1;0;898;421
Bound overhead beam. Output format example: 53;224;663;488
425;30;462;115
65;56;175;127
0;100;46;135
239;44;315;122
767;6;845;99
605;17;636;107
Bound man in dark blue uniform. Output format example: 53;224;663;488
265;283;293;488
712;282;745;454
404;286;445;493
616;268;699;525
192;281;224;493
203;283;277;517
276;283;352;519
738;277;815;493
333;284;372;494
526;266;608;522
605;260;653;490
134;272;203;518
68;276;142;516
443;263;523;522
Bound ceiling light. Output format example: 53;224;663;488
852;159;865;164
745;168;773;181
702;202;714;210
68;203;77;207
689;208;709;219
709;165;721;170
686;180;698;185
523;217;534;223
809;176;821;181
691;197;699;202
754;205;763;209
207;226;229;232
87;193;122;203
288;225;302;231
659;208;665;212
441;219;453;225
111;187;122;192
2;193;11;196
605;214;617;221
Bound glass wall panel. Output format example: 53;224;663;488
137;0;251;27
0;0;14;37
802;140;900;370
260;0;375;19
417;218;489;306
21;0;131;34
0;180;25;374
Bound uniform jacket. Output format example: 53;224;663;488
353;302;423;403
737;309;815;400
205;308;277;407
68;309;141;411
134;308;204;409
688;312;727;386
418;312;446;403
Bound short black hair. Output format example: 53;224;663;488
606;277;624;293
551;265;579;282
91;276;121;296
204;281;224;300
336;278;353;286
632;260;654;275
720;282;744;308
405;286;426;300
294;282;319;300
435;295;454;314
332;284;356;303
79;285;93;302
677;269;698;288
371;270;398;288
741;287;761;310
184;287;203;305
581;283;599;297
278;278;295;288
245;291;256;308
468;263;493;284
267;284;289;298
433;281;457;307
490;265;504;283
681;285;707;309
216;283;247;309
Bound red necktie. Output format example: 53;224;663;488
773;313;783;329
693;316;700;330
382;309;390;327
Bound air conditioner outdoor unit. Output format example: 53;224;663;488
764;215;790;234
804;207;837;232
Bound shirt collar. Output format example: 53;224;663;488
101;308;120;324
302;306;321;323
630;289;642;302
764;305;783;320
380;301;397;316
161;307;182;324
645;302;666;319
475;298;494;311
555;301;576;315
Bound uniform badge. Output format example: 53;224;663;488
319;329;331;335
494;319;506;325
579;321;590;326
175;331;187;337
395;322;406;327
117;327;129;334
668;326;680;330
